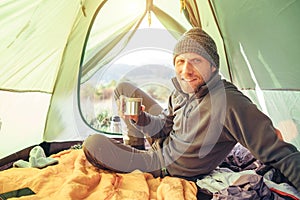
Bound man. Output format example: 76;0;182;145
83;27;300;192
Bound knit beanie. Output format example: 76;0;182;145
173;27;219;68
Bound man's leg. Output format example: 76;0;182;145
114;81;163;149
83;134;162;176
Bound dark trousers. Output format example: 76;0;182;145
83;133;163;177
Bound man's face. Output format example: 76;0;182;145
174;52;216;94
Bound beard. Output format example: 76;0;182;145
175;74;203;94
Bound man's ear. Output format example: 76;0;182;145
210;63;217;72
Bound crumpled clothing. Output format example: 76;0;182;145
213;174;286;200
13;146;58;169
197;168;257;193
197;168;300;199
220;143;263;172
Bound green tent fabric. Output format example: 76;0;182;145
0;0;299;163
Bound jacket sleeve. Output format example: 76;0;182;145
131;95;175;139
225;94;300;191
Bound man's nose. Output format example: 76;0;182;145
181;60;194;75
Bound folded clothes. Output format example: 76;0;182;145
13;146;58;168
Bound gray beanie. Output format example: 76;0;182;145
173;27;219;68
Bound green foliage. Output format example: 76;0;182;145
96;110;111;130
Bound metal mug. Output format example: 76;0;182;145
120;95;142;116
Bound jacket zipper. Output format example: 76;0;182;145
182;94;196;133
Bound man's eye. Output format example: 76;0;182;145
191;59;201;64
176;59;184;65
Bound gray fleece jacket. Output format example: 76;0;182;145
135;73;300;191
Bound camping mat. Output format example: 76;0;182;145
0;149;197;200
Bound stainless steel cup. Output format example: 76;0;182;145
120;96;142;116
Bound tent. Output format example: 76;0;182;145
0;0;299;171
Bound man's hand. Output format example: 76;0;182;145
124;105;145;123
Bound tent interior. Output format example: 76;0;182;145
0;0;299;199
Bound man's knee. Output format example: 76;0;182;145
116;81;136;91
114;81;138;98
